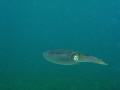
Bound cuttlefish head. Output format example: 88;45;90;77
72;53;108;65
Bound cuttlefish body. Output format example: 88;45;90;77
43;49;108;65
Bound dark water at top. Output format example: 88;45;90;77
0;0;120;90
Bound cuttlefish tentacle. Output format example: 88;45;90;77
77;53;108;65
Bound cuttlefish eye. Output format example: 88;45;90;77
71;54;79;61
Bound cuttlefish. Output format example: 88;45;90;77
43;49;108;65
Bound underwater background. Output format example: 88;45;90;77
0;0;120;90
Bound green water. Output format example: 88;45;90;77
0;0;120;90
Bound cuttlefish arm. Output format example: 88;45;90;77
77;53;108;65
